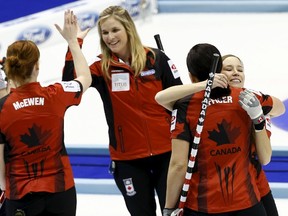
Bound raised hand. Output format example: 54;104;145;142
238;89;265;130
55;9;92;92
54;10;78;43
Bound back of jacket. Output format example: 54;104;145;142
171;87;273;213
0;81;82;199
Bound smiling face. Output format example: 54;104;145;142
100;16;129;62
222;56;245;88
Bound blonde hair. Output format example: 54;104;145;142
97;5;154;79
5;40;40;85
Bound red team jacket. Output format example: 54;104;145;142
63;39;182;161
0;81;83;199
171;87;273;213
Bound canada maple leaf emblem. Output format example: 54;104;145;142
20;124;52;147
208;119;240;146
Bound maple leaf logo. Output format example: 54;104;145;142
20;124;52;147
208;119;240;146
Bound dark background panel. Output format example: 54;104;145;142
0;0;78;23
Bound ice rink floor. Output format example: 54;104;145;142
76;194;288;216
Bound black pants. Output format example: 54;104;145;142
113;151;171;216
5;186;76;216
0;201;6;216
261;190;279;216
183;202;267;216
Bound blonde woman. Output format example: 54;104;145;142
62;5;183;216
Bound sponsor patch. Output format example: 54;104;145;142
167;60;180;79
123;178;136;196
140;69;155;76
112;73;130;92
60;81;81;92
170;109;177;131
265;115;272;132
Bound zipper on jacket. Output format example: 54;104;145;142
133;75;158;156
118;126;125;152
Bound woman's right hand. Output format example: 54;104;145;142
212;73;228;89
55;10;78;43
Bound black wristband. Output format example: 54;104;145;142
254;120;265;131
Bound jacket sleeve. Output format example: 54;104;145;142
62;38;84;81
260;93;273;116
154;49;183;89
